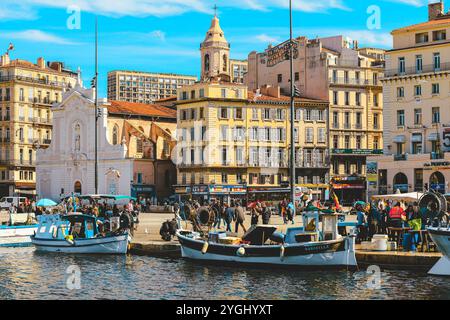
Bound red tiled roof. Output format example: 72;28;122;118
392;17;450;33
107;100;176;118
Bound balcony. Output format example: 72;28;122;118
0;75;70;89
42;139;52;145
385;62;450;78
329;77;381;87
431;152;445;160
394;154;408;161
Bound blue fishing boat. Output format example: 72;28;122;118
31;213;131;254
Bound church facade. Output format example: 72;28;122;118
36;84;177;201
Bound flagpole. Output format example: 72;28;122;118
94;17;99;195
289;0;296;215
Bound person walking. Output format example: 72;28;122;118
251;203;261;226
234;201;247;234
224;202;235;232
287;201;295;224
261;203;271;225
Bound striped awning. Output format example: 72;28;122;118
393;135;406;143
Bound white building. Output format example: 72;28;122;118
36;84;133;201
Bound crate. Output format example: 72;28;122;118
218;237;242;245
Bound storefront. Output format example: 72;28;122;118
131;184;156;201
208;185;247;206
331;176;366;205
174;185;192;202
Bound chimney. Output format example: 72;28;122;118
429;1;444;21
37;57;46;69
0;54;10;66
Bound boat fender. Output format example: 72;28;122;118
280;245;285;261
236;247;246;257
201;242;209;254
52;227;58;239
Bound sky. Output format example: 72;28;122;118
0;0;438;97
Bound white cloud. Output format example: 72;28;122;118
3;30;79;45
254;33;280;44
149;30;166;41
385;0;427;7
4;0;350;19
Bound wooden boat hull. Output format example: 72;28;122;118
31;233;131;254
428;227;450;276
177;232;357;268
0;225;38;247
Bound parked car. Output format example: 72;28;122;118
0;197;27;210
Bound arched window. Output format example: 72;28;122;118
430;171;445;193
223;54;228;72
136;138;143;154
112;125;119;145
74;181;82;194
204;54;210;72
393;173;408;193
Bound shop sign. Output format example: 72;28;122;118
175;186;191;194
192;185;209;195
367;161;378;186
424;161;450;170
332;149;383;155
266;40;298;67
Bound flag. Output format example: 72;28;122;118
8;43;14;51
294;85;301;98
331;189;341;211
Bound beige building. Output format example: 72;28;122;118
0;54;78;197
107;70;197;104
370;1;450;195
246;36;385;203
175;14;329;203
230;59;248;84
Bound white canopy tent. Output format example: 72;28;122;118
371;192;424;202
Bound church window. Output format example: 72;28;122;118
205;54;210;72
112;125;119;145
223;54;228;72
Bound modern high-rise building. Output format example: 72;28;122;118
0;53;78;197
369;1;450;195
174;14;330;203
246;36;385;204
230;59;248;84
107;71;197;104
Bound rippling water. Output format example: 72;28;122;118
0;247;449;300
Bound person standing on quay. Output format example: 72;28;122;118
234;201;247;234
224;202;235;232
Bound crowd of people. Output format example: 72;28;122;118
355;199;442;242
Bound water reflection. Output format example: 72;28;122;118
0;248;449;300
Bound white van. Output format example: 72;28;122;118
0;197;26;210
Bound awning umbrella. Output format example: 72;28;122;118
37;198;57;207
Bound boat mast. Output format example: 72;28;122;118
289;0;296;215
94;17;99;194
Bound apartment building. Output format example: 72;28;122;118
369;1;450;195
0;54;77;197
174;14;329;203
246;36;385;203
107;70;197;104
230;59;248;84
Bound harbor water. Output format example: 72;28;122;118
0;247;449;300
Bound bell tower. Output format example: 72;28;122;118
200;9;230;81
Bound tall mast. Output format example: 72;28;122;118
289;0;296;213
94;17;99;194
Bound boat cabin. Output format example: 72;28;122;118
36;214;100;240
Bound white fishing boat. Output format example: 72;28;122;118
31;213;131;254
0;213;38;247
177;212;357;269
427;226;450;276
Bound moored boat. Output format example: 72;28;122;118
427;226;450;276
31;213;131;254
177;212;357;269
0;213;38;247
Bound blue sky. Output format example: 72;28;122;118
0;0;436;97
